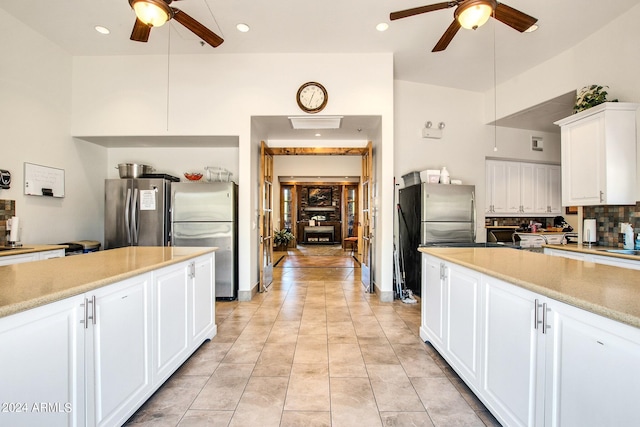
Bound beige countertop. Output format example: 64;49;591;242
544;243;640;261
419;247;640;329
0;244;68;257
0;246;216;318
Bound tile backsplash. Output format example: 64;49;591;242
583;202;640;247
0;199;16;247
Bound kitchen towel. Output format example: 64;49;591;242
583;218;596;243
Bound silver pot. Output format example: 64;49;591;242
116;163;154;178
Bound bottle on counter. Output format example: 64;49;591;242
635;232;640;250
439;167;450;184
624;225;634;250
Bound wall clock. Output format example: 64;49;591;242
296;82;328;114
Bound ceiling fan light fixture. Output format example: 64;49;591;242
456;0;496;30
130;0;172;27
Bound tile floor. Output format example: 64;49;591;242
125;250;501;426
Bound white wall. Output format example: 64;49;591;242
72;52;394;299
0;10;106;245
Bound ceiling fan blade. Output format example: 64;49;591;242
390;2;455;21
130;18;151;42
432;19;461;52
493;3;538;32
171;8;224;47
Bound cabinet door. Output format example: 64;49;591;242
519;163;535;213
505;162;522;214
560;114;604;205
543;248;586;261
546;166;562;214
153;262;190;384
445;263;481;386
545;301;640;427
481;277;543;427
531;164;548;213
40;249;66;260
87;274;152;427
0;295;85;427
191;254;216;347
486;161;508;213
420;254;445;348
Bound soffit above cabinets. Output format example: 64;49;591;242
491;91;576;134
76;135;239;148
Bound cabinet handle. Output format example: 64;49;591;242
87;295;96;325
82;298;89;329
599;191;604;203
534;299;539;330
542;303;548;334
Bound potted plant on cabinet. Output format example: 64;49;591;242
274;228;294;251
573;84;618;114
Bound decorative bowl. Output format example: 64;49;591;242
184;172;203;181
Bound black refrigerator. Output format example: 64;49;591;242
398;183;476;296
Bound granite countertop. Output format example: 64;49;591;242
419;247;640;329
0;246;216;318
0;244;68;257
544;243;640;261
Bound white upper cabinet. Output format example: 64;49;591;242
486;160;561;216
555;102;639;206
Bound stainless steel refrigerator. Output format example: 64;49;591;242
104;178;172;249
171;182;238;300
398;183;476;296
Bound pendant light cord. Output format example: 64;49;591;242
493;12;497;152
166;24;171;132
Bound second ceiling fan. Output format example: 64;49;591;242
128;0;224;48
390;0;537;52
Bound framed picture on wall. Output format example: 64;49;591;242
308;187;332;206
565;206;578;215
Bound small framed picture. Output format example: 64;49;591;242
565;206;578;215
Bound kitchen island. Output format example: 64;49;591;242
0;246;217;427
419;247;640;427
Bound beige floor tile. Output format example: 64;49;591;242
391;342;446;378
190;364;254;411
284;364;330;411
293;338;328;364
330;377;382;427
379;412;436;426
177;342;233;376
367;364;425;412
360;342;401;365
328;342;367;377
252;342;296;377
228;377;288;427
411;377;485;427
177;410;234;427
221;341;265;364
280;411;331;427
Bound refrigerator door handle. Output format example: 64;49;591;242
125;188;132;245
471;191;477;242
132;188;139;245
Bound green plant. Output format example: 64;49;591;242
274;228;294;247
573;85;618;113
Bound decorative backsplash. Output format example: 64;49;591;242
0;199;16;247
583;202;640;247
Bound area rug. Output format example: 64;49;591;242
276;255;356;268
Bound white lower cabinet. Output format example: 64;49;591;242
86;274;152;427
421;253;640;427
544;247;640;270
482;276;544;427
0;295;86;427
421;255;482;388
0;253;215;427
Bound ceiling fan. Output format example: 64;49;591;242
128;0;224;48
390;0;537;52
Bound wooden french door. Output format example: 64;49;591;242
360;141;373;292
259;141;274;292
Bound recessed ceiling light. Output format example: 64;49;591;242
376;23;389;32
236;23;250;33
524;24;539;33
315;133;322;137
95;26;110;35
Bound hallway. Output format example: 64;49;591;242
125;246;500;426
